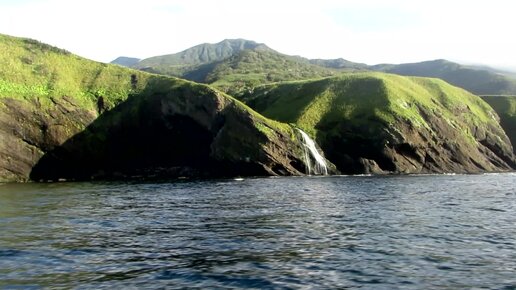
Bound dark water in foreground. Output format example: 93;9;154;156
1;174;515;289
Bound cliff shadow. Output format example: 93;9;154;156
29;80;267;181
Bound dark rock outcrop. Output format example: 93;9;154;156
324;107;515;174
0;96;97;182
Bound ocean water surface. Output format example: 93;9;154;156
1;174;515;289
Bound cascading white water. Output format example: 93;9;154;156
297;129;328;175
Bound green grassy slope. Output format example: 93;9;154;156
372;59;516;95
0;33;156;181
244;72;514;173
245;73;495;135
205;49;337;95
0;33;296;138
0;34;291;135
481;96;516;153
0;34;153;111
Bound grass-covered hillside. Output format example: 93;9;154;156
480;96;516;154
203;49;337;95
0;33;156;181
372;59;516;95
0;33;320;182
244;73;515;173
0;34;153;111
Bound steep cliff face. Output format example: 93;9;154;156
0;34;336;182
481;96;516;154
244;73;516;174
0;33;140;181
28;78;328;181
0;77;338;182
0;96;97;181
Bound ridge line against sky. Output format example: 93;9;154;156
1;0;515;70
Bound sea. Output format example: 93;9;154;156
1;173;515;289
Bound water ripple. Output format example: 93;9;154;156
1;174;516;288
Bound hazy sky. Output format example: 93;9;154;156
1;0;515;70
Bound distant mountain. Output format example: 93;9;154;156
111;56;140;67
198;49;337;95
372;59;516;95
309;58;368;70
111;41;516;96
133;39;271;76
114;39;339;95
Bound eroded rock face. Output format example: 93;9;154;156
0;96;97;182
244;74;516;175
481;96;516;155
382;110;514;174
320;104;515;175
1;79;336;182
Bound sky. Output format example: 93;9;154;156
1;0;515;70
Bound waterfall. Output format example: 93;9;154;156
297;129;328;175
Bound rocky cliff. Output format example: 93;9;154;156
28;78;330;181
244;73;516;174
0;34;335;182
2;34;513;181
481;96;516;154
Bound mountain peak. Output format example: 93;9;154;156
217;39;271;51
134;38;272;69
111;56;141;67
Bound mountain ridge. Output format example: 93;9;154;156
111;56;140;67
135;39;272;69
372;59;516;95
112;40;516;95
113;39;343;96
